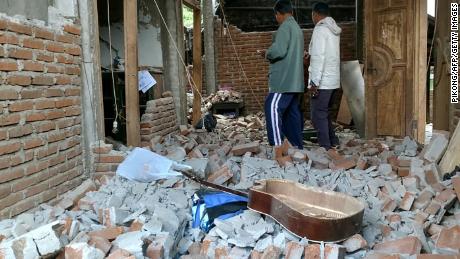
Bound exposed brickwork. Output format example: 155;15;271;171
91;141;126;180
140;97;178;146
0;17;84;219
214;19;357;115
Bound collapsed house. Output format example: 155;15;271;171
0;0;459;258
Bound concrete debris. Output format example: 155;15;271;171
0;113;459;258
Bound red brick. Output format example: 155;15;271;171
46;64;65;73
7;75;31;86
89;226;124;241
56;34;76;44
55;98;75;108
416;255;459;259
207;165;233;185
0;141;21;156
34;27;55;40
46;42;65;53
35;99;56;110
399;192;415;211
26;112;46;122
45;88;64;97
65;65;80;75
47;132;66;143
0;114;20;126
9;100;33;112
36;52;54;62
0;89;19;100
22;60;45;71
0;59;18;71
34;121;56;133
0;130;6;141
64;24;81;35
0;167;25;184
0;33;19;45
8;124;33;139
22;179;48;198
0;192;23;211
65;88;80;96
22;37;45;50
435;225;460;252
0;48;4;57
8;48;33;60
0;19;6;30
64;106;81;116
95;154;125;163
453;176;460;201
231;142;260;156
7;22;32;35
21;89;43;99
46;110;66;120
329;157;357;170
92;143;113;154
56;75;72;85
32;75;54;85
65;45;81;56
24;137;45;150
0;157;9;170
37;144;59;159
373;236;422;255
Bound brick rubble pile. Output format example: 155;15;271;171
0;114;459;259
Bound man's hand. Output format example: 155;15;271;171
308;82;319;98
303;51;310;66
257;49;267;58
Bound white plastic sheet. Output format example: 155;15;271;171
116;148;181;182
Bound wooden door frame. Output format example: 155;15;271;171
364;0;427;143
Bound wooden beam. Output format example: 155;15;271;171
191;7;202;126
433;0;452;131
413;0;427;143
183;0;200;10
124;0;140;146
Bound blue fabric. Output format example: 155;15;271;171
191;192;248;232
265;92;303;148
202;192;248;208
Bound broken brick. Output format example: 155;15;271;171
231;142;260;156
207;165;233;185
284;241;303;259
329;158;356;170
435;225;460;253
399;192;415;211
89;226;124;241
88;236;112;255
373;236;422;255
342;234;367;253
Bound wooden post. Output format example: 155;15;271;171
124;0;140;146
191;6;202;126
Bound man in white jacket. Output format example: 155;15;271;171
307;2;341;150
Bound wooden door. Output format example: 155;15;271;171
365;0;427;142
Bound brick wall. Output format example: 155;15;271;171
214;20;357;115
140;97;178;146
0;18;84;219
91;141;126;180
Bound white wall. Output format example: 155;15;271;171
99;9;163;69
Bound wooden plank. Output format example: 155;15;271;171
183;0;200;10
433;0;452;131
191;8;202;126
440;121;460;175
124;0;140;146
336;94;352;125
413;0;427;143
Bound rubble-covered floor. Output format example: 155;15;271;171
0;113;459;259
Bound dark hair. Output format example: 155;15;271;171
312;2;329;16
274;0;293;14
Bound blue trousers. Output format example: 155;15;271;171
310;89;339;150
264;93;303;149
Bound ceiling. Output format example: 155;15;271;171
216;0;356;32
